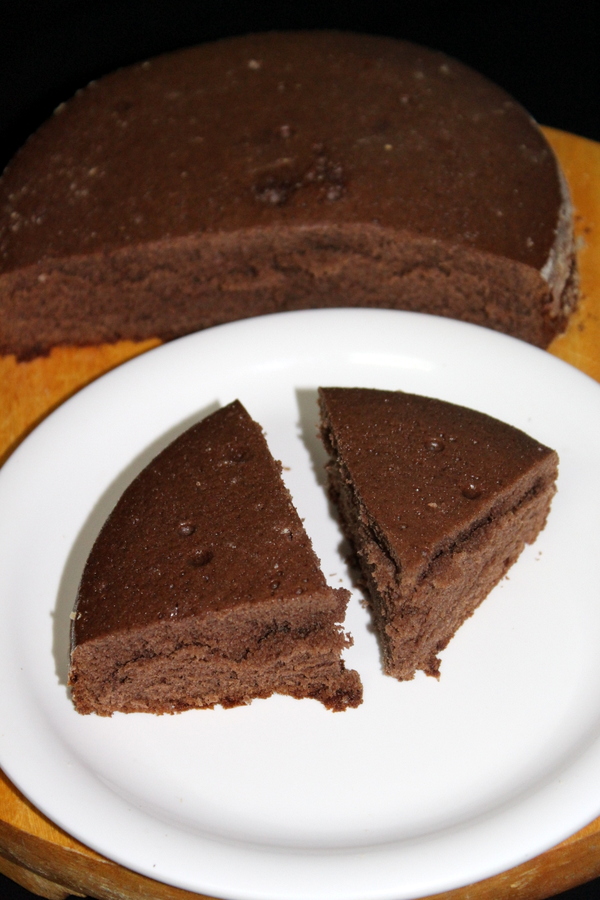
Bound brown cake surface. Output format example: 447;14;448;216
318;387;558;681
68;400;362;715
0;30;576;359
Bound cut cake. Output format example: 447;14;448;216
68;400;362;714
0;31;577;359
318;387;558;680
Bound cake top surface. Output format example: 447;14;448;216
73;400;329;645
319;387;558;580
1;30;562;274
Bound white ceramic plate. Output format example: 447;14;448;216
1;309;600;900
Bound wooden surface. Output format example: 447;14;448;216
0;127;599;900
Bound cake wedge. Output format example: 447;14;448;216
318;387;558;681
69;400;362;714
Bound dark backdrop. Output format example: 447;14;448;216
0;2;598;899
0;0;599;173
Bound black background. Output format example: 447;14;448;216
1;0;599;174
0;2;599;899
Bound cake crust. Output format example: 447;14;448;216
69;400;362;714
319;387;558;680
0;31;576;358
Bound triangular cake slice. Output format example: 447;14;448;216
318;387;558;680
69;400;362;714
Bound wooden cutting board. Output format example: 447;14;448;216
0;127;599;900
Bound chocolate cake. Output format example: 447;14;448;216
0;31;576;359
68;400;362;714
318;387;558;680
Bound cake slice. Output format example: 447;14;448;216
68;400;362;714
318;387;558;680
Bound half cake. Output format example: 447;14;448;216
0;31;576;360
318;387;558;680
68;400;362;714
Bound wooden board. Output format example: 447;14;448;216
0;127;599;900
